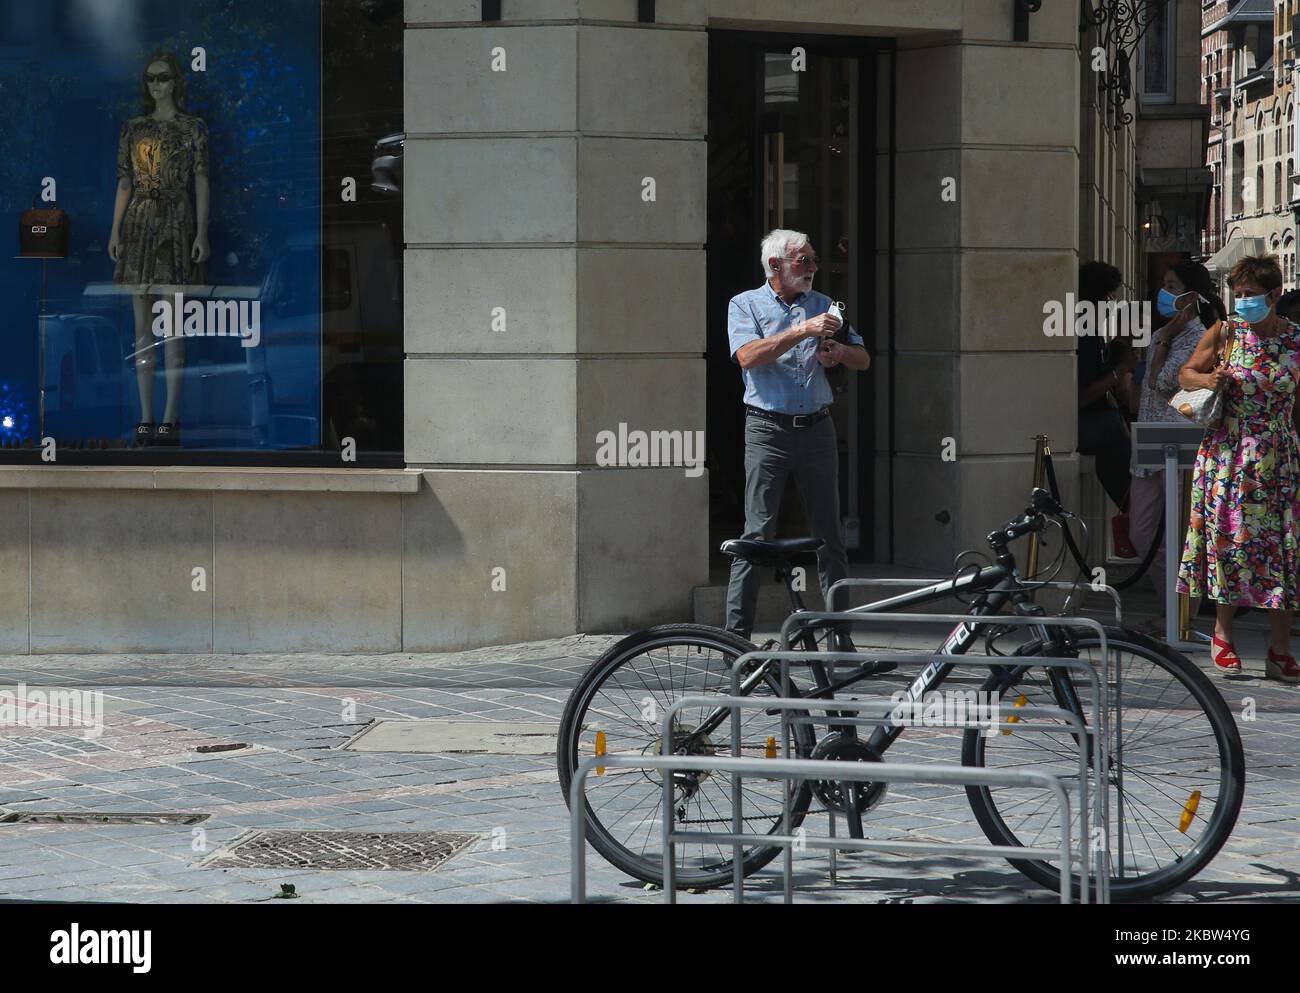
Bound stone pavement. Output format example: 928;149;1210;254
0;613;1297;905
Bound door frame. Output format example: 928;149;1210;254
706;28;895;559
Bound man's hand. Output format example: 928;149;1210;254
817;341;845;367
799;313;841;341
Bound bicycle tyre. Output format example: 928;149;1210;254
961;627;1244;902
558;623;817;889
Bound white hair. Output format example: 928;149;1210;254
760;229;811;278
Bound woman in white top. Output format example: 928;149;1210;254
1129;261;1226;631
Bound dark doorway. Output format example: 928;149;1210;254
706;31;888;565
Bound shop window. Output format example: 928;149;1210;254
0;0;403;465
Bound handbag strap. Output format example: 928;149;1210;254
1216;319;1235;365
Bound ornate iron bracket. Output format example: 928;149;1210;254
1080;0;1171;127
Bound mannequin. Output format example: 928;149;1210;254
108;51;210;447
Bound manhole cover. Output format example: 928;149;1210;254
0;812;209;825
201;830;480;870
343;720;557;754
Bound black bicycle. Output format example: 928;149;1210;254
558;488;1245;902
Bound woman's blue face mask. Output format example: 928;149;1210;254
1236;292;1273;324
1156;288;1181;317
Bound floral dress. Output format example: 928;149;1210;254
1176;316;1300;608
113;113;208;289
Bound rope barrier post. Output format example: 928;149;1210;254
1026;434;1049;579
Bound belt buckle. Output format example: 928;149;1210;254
792;413;810;428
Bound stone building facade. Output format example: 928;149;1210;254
0;0;1198;653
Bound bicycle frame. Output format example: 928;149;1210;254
693;555;1090;766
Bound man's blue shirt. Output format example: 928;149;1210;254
727;282;864;414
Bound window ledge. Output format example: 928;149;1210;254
0;466;421;493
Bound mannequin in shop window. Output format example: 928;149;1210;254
107;51;210;447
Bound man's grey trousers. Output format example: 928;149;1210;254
724;413;849;639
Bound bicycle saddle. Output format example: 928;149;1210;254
719;536;824;566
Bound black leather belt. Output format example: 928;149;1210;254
746;405;830;428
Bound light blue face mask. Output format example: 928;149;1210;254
1236;292;1272;324
1156;288;1180;317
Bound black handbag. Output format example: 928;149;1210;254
19;199;70;258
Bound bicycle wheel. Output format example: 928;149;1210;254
558;624;816;889
962;627;1244;902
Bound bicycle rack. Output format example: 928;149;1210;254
568;753;1076;904
567;589;1128;904
724;651;1107;904
678;688;1095;903
772;608;1116;900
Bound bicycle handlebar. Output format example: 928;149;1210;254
986;487;1070;550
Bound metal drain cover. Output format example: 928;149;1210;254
0;812;209;825
202;830;480;871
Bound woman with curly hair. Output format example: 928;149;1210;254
1176;254;1300;681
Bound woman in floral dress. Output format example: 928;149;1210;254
1176;255;1300;681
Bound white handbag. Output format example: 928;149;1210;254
1168;321;1234;430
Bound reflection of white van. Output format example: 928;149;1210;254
40;313;125;436
71;220;400;449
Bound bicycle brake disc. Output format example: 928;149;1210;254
808;733;888;815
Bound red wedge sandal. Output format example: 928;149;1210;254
1211;635;1242;675
1266;647;1300;683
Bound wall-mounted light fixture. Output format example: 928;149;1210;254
1080;0;1172;128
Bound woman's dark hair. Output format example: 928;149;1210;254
140;51;186;114
1277;289;1300;321
1168;259;1227;327
1079;261;1123;305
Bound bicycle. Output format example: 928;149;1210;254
558;488;1245;902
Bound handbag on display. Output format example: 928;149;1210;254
1168;320;1234;430
19;199;70;258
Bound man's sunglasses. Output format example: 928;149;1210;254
782;255;820;267
145;72;175;83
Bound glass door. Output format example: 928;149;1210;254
707;31;880;561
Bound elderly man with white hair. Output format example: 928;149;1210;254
724;229;870;640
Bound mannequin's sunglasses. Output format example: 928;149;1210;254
145;72;175;83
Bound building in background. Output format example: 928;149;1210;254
1136;1;1212;288
1202;0;1295;296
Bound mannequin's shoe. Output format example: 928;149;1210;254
133;422;155;448
155;422;180;447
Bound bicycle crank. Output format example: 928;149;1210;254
808;733;888;816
